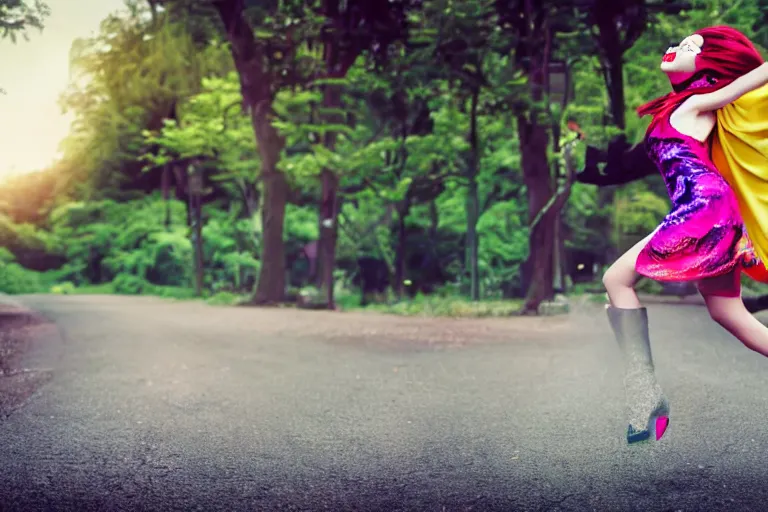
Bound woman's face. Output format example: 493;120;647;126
660;34;703;73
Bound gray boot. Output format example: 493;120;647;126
607;306;670;443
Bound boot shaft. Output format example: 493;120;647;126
607;306;654;369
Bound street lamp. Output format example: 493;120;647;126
547;60;573;106
547;59;573;294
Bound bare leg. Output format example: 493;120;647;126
602;231;656;308
700;272;768;357
602;231;669;443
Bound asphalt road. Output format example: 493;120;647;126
1;294;768;511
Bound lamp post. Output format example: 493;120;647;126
547;60;573;294
547;60;572;107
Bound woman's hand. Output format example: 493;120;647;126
688;62;768;112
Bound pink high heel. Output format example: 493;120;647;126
655;416;670;441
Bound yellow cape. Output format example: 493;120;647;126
711;84;768;268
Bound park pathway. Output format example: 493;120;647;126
1;294;768;511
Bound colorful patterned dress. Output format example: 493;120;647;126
635;113;768;283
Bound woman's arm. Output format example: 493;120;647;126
689;62;768;112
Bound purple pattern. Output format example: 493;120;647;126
635;116;759;281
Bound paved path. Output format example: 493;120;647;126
1;294;768;511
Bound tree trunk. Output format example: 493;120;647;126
254;154;289;304
192;191;204;297
215;0;287;304
394;201;411;299
315;59;348;308
161;164;171;229
187;165;205;297
316;167;339;308
466;89;481;301
518;115;555;314
318;81;343;309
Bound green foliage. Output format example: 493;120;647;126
0;261;44;294
143;73;257;172
5;0;767;309
206;291;249;306
0;247;14;262
50;281;76;295
48;197;193;286
354;293;524;317
109;274;149;295
202;208;260;291
57;0;232;197
0;213;54;261
0;0;49;43
614;182;669;243
477;202;528;296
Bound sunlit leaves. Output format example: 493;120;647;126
144;73;252;163
58;0;233;197
0;0;48;43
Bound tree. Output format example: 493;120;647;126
0;0;48;42
422;0;524;301
1;0;49;93
494;0;580;313
58;0;228;197
312;0;412;309
205;0;317;304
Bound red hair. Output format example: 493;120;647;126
637;26;764;131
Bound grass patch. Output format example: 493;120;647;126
49;280;201;301
64;282;114;295
206;291;250;306
587;293;608;304
344;294;525;317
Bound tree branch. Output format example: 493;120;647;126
575;143;657;186
529;135;579;231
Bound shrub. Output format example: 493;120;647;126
50;282;77;295
49;197;193;287
0;262;45;294
112;273;153;295
0;247;15;263
358;294;524;317
206;291;247;306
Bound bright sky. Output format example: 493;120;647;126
0;0;126;177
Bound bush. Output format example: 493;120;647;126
49;198;194;287
0;262;45;294
0;214;48;254
112;273;153;295
352;293;523;317
635;278;664;295
206;291;248;306
151;285;199;300
203;213;260;292
50;281;77;295
0;247;15;263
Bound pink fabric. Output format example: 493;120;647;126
635;115;766;283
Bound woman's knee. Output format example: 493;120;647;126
602;263;634;292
